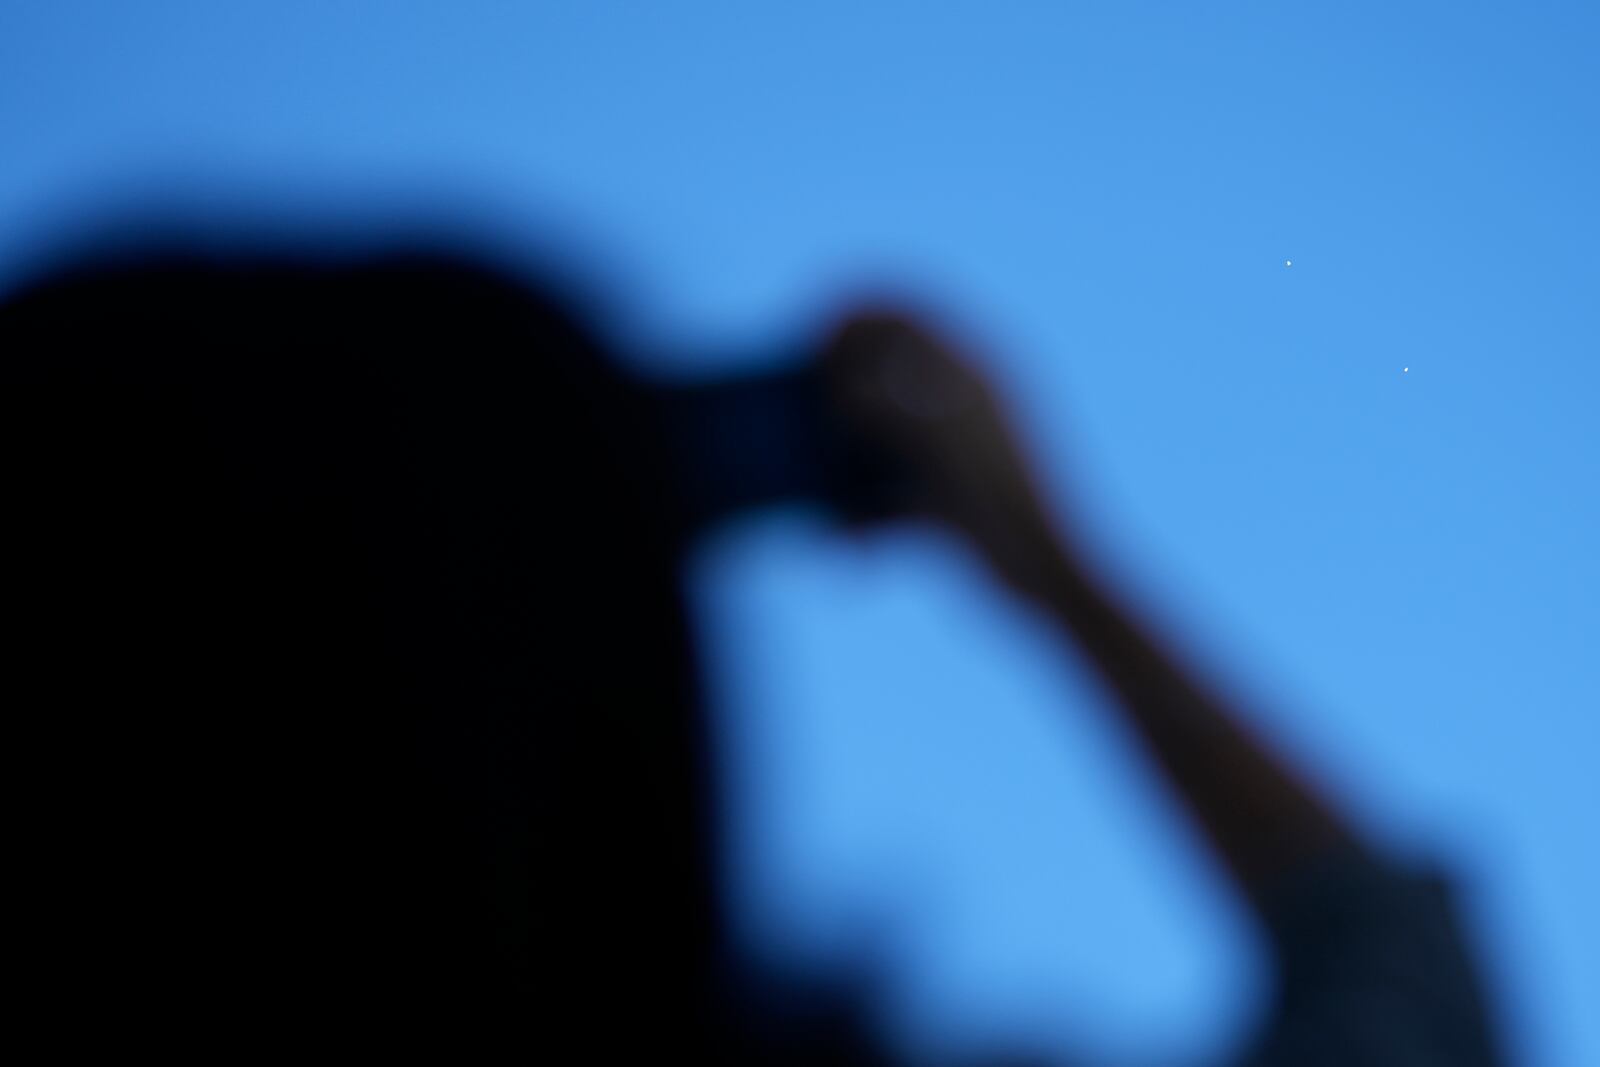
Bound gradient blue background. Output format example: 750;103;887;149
3;3;1594;1064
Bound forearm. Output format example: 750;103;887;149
1025;540;1367;918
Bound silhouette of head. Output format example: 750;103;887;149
4;245;733;1053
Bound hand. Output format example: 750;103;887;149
818;307;1069;600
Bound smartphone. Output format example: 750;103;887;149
645;358;916;537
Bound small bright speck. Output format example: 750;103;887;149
1285;260;1292;267
1404;367;1409;373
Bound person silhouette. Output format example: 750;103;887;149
2;238;1504;1065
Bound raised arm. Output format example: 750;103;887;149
814;309;1507;1067
815;308;1366;917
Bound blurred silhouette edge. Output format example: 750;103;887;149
1;223;1509;1066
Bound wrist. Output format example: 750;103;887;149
991;515;1086;609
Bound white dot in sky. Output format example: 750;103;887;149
1285;259;1292;267
1403;367;1409;373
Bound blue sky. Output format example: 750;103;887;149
3;3;1595;1064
